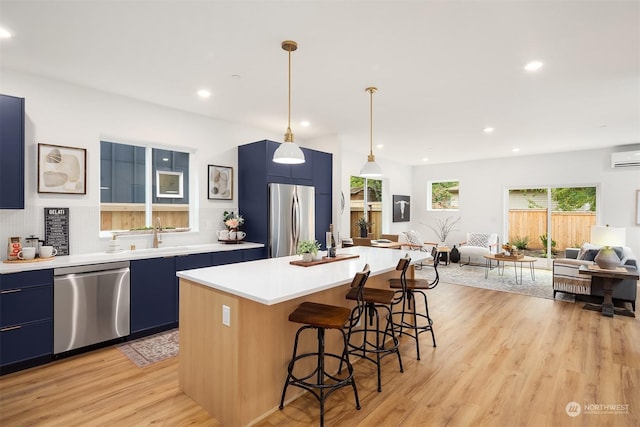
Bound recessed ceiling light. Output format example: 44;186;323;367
512;148;520;153
376;144;384;149
299;120;310;127
0;27;12;39
483;127;495;133
524;61;543;72
197;89;211;98
422;157;429;162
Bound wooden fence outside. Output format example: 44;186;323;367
508;209;595;250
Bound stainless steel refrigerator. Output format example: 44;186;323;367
269;183;315;257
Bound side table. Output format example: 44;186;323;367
578;265;639;318
436;246;450;266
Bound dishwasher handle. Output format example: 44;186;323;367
55;267;130;281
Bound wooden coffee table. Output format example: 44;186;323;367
483;254;537;285
578;265;639;317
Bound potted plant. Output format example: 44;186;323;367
297;239;321;262
356;217;371;237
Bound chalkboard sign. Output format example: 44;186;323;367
44;207;70;255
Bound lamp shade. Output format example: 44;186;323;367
590;226;626;247
360;158;382;177
273;142;305;164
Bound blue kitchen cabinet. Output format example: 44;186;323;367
0;94;25;209
130;257;177;336
0;269;53;375
238;140;332;254
242;248;265;262
212;250;244;266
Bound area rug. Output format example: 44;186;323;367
117;329;179;367
415;262;575;302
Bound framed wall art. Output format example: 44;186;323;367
37;143;87;194
208;165;233;200
393;195;410;222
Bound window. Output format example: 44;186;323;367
349;176;383;238
429;180;459;210
100;141;191;233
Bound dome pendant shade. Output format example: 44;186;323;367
273;40;305;164
360;86;382;177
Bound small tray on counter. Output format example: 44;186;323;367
289;253;359;267
217;238;246;244
3;256;56;264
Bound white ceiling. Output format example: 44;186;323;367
1;0;639;165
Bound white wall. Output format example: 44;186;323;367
0;70;282;253
412;149;640;259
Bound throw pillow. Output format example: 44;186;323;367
579;249;600;261
406;230;424;246
467;233;489;248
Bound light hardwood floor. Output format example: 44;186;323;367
1;281;638;427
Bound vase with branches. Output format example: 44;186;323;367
424;216;461;245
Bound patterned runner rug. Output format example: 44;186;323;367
117;329;179;367
415;262;574;301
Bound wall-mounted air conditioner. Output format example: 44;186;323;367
610;150;640;168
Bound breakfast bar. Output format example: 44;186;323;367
177;246;430;426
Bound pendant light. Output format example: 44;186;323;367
273;40;305;164
360;86;383;177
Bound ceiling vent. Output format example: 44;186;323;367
610;150;640;168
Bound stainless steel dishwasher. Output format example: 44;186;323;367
54;261;130;354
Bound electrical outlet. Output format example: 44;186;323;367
222;305;231;326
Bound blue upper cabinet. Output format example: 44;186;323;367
238;140;332;256
0;94;25;209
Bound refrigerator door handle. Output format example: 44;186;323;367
291;190;300;252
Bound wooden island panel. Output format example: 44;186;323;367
178;269;406;426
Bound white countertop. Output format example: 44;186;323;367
0;242;264;274
177;246;431;305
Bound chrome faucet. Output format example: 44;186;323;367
153;217;163;248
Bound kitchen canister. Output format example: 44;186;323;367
7;237;22;260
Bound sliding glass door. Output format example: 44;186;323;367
507;186;596;265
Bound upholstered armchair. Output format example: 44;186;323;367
458;232;499;265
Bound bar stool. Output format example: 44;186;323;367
389;249;440;360
343;268;403;392
279;265;370;426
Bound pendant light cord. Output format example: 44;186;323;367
366;87;377;160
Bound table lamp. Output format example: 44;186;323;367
590;225;626;269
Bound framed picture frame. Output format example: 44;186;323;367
156;170;184;198
393;195;410;222
37;143;87;194
208;165;233;200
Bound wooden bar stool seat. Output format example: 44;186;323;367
280;266;370;426
389;250;439;360
344;285;403;392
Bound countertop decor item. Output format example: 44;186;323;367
273;40;305;165
296;239;321;262
223;210;244;230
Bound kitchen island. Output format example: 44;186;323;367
177;246;431;426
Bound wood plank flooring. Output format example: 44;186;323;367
1;281;638;426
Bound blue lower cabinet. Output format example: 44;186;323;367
1;320;52;367
213;250;244;266
130;257;177;334
243;248;266;262
0;269;53;375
